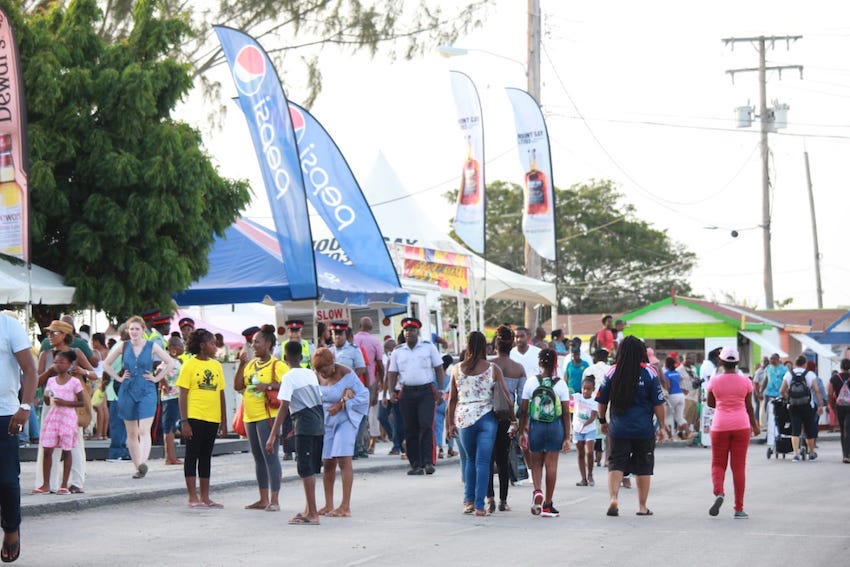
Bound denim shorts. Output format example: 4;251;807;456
161;398;180;433
117;380;158;421
573;429;596;443
528;419;565;453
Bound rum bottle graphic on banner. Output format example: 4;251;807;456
459;136;481;205
525;148;549;215
0;134;23;257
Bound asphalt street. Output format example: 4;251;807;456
14;437;850;566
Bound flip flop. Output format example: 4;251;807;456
68;486;84;494
265;504;280;512
244;502;268;510
188;502;208;509
606;506;619;517
31;488;49;495
288;514;319;525
636;509;653;516
1;531;20;564
56;488;71;495
576;480;588;486
205;501;224;509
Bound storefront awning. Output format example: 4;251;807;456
739;331;788;358
790;333;838;360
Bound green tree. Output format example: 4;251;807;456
12;0;250;323
29;0;493;109
446;179;696;324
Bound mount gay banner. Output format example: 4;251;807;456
449;71;485;254
214;26;317;299
506;88;556;261
287;102;401;291
0;8;29;262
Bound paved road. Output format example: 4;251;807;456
15;438;850;566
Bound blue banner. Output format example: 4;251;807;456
213;26;317;300
288;102;401;291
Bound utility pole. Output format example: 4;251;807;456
723;35;802;309
803;151;824;308
524;0;542;328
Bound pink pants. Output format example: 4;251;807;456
710;428;750;512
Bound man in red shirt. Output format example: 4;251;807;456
596;315;615;353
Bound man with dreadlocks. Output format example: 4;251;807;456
596;336;667;518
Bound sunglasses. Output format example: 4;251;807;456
48;330;65;337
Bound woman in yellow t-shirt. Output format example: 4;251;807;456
234;324;286;512
177;329;227;509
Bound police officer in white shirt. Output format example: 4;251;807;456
387;318;445;476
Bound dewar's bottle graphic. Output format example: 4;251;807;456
525;148;548;215
0;133;23;257
459;135;481;205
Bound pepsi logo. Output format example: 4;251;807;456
289;105;306;144
233;45;266;96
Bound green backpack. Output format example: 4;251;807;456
529;376;562;423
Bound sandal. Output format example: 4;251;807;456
463;502;474;515
474;509;488;516
588;476;595;487
1;530;20;564
487;498;496;514
576;479;588;486
498;500;511;512
447;449;457;457
56;488;71;495
264;504;280;512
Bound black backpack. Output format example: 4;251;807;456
788;370;811;407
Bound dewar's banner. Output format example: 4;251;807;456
0;8;29;262
214;26;317;300
449;71;485;254
506;87;556;261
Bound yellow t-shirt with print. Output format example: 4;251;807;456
176;356;225;423
242;358;288;423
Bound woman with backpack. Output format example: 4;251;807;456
827;358;850;463
517;348;571;518
596;336;666;517
706;346;760;519
447;331;513;517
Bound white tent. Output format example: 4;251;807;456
361;152;556;307
0;258;75;304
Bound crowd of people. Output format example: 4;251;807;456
2;309;847;562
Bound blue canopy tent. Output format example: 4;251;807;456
174;218;408;308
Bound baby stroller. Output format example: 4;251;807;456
767;399;806;460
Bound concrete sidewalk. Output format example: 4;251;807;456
20;442;413;516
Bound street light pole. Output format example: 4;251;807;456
523;0;543;329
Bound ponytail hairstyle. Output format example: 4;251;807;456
187;328;214;356
538;348;558;378
610;335;645;415
258;324;277;348
495;325;515;355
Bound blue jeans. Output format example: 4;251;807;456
0;415;22;534
435;399;447;448
107;400;130;460
459;411;498;510
378;402;398;451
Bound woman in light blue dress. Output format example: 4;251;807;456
313;347;368;517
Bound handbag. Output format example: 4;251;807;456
76;378;94;428
232;403;247;437
264;360;282;410
493;371;513;422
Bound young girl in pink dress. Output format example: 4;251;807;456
34;351;85;495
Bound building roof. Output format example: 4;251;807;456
754;309;848;332
543;313;621;338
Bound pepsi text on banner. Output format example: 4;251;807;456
213;26;317;300
505;87;556;261
287;102;401;293
449;71;485;254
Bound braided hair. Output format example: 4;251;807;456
610;335;645;415
187;328;214;356
538;348;558;378
495;325;514;355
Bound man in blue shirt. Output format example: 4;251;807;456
565;346;590;394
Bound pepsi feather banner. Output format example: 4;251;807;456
449;71;485;254
506;87;556;261
287;102;401;291
0;8;29;262
213;26;317;299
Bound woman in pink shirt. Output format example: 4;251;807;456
706;346;760;519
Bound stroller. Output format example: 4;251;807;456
767;398;807;460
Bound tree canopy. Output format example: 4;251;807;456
32;0;493;109
11;0;250;321
446;179;696;324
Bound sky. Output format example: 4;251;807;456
179;0;850;312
